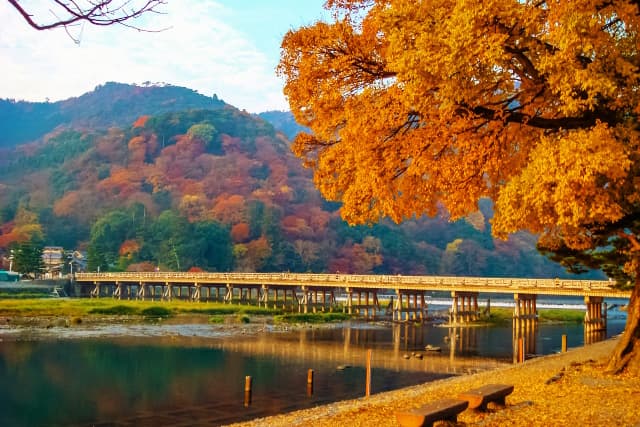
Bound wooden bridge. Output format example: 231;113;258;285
74;272;630;327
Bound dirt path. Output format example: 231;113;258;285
230;338;640;427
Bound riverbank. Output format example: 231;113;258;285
229;338;639;426
0;298;634;426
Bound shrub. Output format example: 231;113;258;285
140;306;172;317
208;315;225;324
274;312;351;324
88;305;138;315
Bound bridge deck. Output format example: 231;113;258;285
74;272;630;298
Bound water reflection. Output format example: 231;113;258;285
0;317;627;426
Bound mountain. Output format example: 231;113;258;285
257;110;309;140
0;82;600;278
0;82;226;148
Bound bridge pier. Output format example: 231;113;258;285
224;284;233;303
263;287;298;310
584;296;607;344
449;291;479;324
297;286;336;313
344;288;380;319
512;293;538;362
393;289;427;322
513;293;537;324
137;282;147;300
162;282;173;301
90;281;100;298
113;282;127;300
191;283;201;302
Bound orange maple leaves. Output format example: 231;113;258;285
279;0;640;252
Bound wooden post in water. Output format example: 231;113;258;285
561;334;567;353
307;369;314;396
365;349;372;397
244;375;252;407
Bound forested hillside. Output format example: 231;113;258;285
0;83;596;278
0;82;225;148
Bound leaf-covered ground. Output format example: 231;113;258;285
231;339;640;426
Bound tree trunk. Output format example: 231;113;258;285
607;281;640;375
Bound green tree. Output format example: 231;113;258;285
183;221;233;271
187;123;220;153
12;238;45;278
87;210;135;272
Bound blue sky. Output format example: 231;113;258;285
0;0;329;112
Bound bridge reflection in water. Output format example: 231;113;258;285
215;323;509;376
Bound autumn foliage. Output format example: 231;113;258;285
279;0;640;374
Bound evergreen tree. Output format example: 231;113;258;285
12;238;45;278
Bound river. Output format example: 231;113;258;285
0;299;629;426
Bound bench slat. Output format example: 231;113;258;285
458;383;514;410
396;398;468;427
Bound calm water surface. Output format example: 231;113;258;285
0;310;628;426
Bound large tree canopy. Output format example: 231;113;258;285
279;0;640;374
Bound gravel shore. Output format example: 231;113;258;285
229;338;640;427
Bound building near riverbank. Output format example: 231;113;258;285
0;270;19;282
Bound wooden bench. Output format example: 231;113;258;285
395;398;468;427
457;383;514;410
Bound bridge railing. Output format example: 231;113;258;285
74;272;620;291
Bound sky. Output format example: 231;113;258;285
0;0;330;113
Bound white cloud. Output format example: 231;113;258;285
0;0;300;112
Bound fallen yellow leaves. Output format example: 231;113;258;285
230;339;640;427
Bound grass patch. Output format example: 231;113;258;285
538;308;584;323
183;306;239;315
208;315;225;324
482;307;513;324
183;305;281;316
237;314;251;324
0;288;55;299
481;307;585;324
0;298;281;319
274;312;352;324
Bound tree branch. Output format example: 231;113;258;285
7;0;167;34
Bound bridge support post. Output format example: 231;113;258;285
113;282;122;300
90;282;101;298
345;288;353;314
450;291;480;324
512;293;538;362
259;285;268;308
192;283;201;302
584;296;607;344
393;290;401;321
393;289;427;322
513;293;537;324
137;282;147;300
162;282;173;301
299;286;308;313
224;284;233;304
